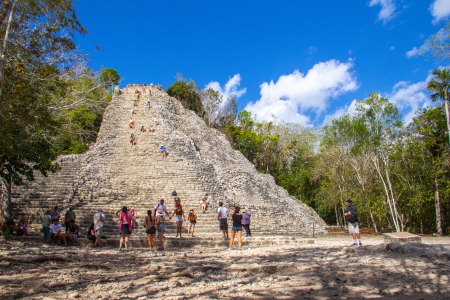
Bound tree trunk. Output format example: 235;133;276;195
0;0;17;101
445;96;450;146
373;155;399;231
369;210;378;233
383;156;402;231
435;176;443;235
1;178;12;217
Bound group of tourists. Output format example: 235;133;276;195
41;205;79;247
217;202;252;250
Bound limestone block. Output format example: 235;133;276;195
383;232;421;244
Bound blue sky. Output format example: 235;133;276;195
75;0;450;126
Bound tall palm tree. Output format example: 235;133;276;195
426;68;450;236
427;68;450;145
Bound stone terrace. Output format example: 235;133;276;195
10;86;327;238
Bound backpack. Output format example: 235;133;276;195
345;206;358;223
188;212;196;222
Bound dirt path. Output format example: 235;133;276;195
0;234;449;299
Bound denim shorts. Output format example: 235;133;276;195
232;226;243;232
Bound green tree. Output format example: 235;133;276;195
166;79;203;115
407;106;450;235
421;21;450;60
100;68;120;92
0;0;87;215
427;68;450;146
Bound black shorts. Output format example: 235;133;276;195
146;227;156;234
121;224;132;235
219;218;228;230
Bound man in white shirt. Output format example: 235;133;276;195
49;219;67;246
93;207;105;248
217;202;229;240
154;199;170;218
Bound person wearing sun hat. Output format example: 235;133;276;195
187;208;197;237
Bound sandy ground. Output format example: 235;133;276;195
1;234;450;299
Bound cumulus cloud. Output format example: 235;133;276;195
388;80;431;124
322;100;358;125
406;47;419;58
205;74;246;101
430;0;450;24
369;0;397;23
244;60;358;126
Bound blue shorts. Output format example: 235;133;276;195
232;226;243;232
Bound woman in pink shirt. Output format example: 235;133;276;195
118;206;133;250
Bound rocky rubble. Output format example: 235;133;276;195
0;234;449;299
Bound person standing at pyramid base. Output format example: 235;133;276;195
218;202;229;240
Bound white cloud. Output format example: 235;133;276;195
244;60;358;126
390;46;395;50
388;80;431;124
430;0;450;24
205;74;246;101
369;0;397;23
322;100;358;125
406;46;419;58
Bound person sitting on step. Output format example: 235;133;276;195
4;216;16;235
199;197;208;214
149;125;155;133
16;217;28;236
140;125;146;132
65;219;79;245
129;118;135;129
50;218;67;246
87;222;95;246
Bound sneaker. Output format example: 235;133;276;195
359;242;363;246
228;248;232;251
42;244;49;248
351;243;358;246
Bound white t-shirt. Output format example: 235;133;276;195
93;212;105;230
50;223;62;233
218;207;228;219
155;203;168;216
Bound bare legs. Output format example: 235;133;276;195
119;234;129;250
176;221;183;238
229;230;242;249
147;234;156;250
188;223;195;237
57;232;67;246
158;231;164;250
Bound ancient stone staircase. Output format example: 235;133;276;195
10;86;327;239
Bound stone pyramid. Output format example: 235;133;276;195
11;86;327;236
